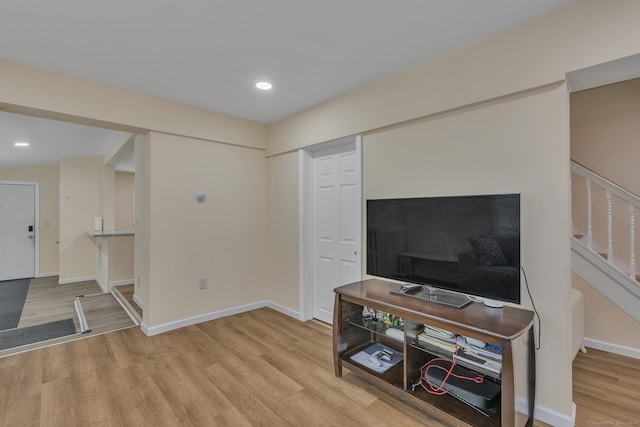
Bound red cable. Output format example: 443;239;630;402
419;347;484;395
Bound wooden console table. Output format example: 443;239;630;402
333;279;535;427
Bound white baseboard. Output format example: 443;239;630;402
58;276;97;285
109;279;134;289
266;301;300;319
95;277;107;293
584;337;640;359
515;398;575;427
36;272;59;278
141;300;300;337
133;294;144;309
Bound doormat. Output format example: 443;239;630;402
0;279;31;331
0;318;77;351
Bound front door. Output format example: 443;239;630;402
312;142;361;323
0;183;36;281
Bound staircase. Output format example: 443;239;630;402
571;160;640;323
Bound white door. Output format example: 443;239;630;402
312;142;361;323
0;183;36;281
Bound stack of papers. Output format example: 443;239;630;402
350;343;403;374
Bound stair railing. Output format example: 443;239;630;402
571;160;639;280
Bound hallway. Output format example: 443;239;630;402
0;277;137;357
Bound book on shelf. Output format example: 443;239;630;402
470;344;502;361
350;342;403;374
455;349;502;374
416;332;457;353
423;325;456;341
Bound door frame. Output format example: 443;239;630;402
298;134;362;322
0;180;40;278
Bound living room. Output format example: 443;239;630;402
1;1;639;426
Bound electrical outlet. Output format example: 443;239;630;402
199;277;208;289
137;277;141;287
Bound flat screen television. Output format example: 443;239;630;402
366;194;520;308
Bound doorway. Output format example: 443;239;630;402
0;182;37;281
300;135;362;324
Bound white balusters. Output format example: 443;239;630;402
572;161;640;281
606;190;613;262
586;179;593;249
630;203;636;280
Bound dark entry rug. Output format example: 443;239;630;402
0;279;31;331
0;318;77;351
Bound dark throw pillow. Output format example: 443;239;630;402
468;237;508;266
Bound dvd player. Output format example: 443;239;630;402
423;359;500;415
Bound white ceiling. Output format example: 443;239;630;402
0;111;131;169
1;0;574;124
1;0;612;170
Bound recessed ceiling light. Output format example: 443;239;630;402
13;141;30;147
256;81;272;90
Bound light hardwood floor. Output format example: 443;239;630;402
3;307;631;426
573;348;640;425
17;277;101;330
113;284;143;318
0;277;137;357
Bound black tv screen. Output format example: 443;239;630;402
366;194;521;304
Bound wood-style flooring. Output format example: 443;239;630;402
0;303;637;426
3;307;632;426
0;277;137;357
77;293;137;333
112;284;143;319
17;277;101;330
573;348;640;425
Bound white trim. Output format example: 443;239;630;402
571;160;640;208
36;272;59;278
74;298;90;333
95;276;108;293
110;289;140;326
584;337;640;359
266;301;300;319
133;294;144;309
58;276;98;285
299;134;362;324
298;148;313;321
110;279;135;289
141;300;300;337
571;239;640;323
515;398;575;427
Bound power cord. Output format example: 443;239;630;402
419;346;485;395
521;266;541;351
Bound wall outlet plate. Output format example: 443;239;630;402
199;277;208;289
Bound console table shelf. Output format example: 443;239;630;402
333;279;535;427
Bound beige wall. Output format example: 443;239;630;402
107;172;135;284
363;84;571;414
0;59;265;150
59;156;102;282
571;78;640;195
267;0;640;156
266;151;299;309
145;132;267;327
115;172;135;229
0;164;59;275
571;78;640;264
570;78;640;348
263;1;640;422
572;273;640;349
